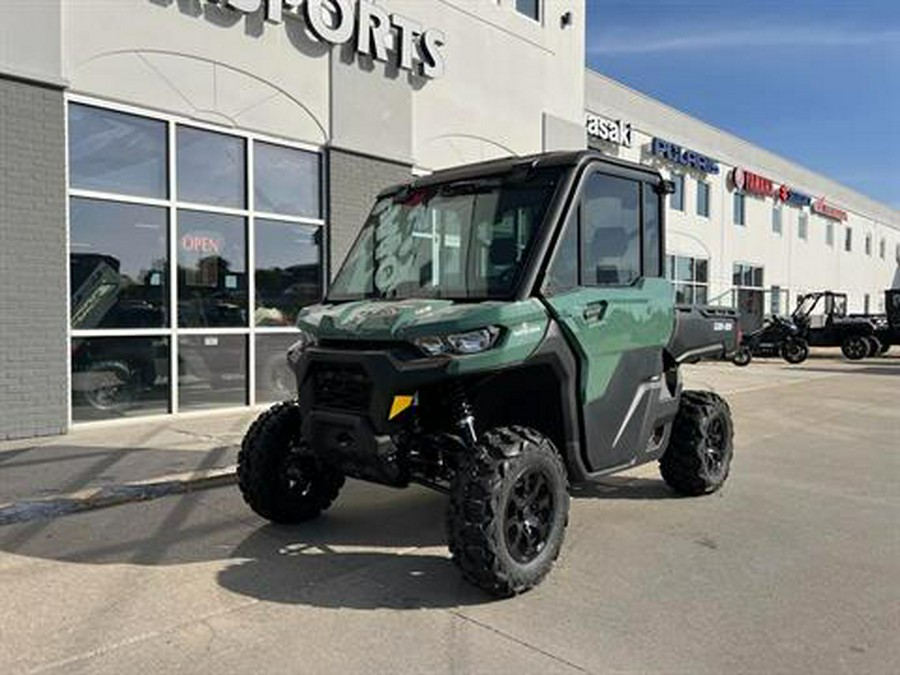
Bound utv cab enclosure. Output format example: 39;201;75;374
238;150;738;596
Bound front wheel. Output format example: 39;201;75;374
732;347;752;367
447;426;569;597
781;338;809;364
238;401;344;524
660;391;734;496
841;335;869;361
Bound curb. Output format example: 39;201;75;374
0;466;238;526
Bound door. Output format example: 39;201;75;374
544;169;674;473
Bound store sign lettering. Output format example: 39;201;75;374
778;184;812;207
585;112;632;147
181;234;224;255
811;197;848;221
731;167;774;197
651;138;719;174
210;0;446;78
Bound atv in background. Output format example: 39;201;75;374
732;314;808;367
792;291;893;360
237;151;738;597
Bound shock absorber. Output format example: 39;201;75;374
450;382;478;447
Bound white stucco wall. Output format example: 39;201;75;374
585;70;900;313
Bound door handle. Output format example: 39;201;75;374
583;300;608;323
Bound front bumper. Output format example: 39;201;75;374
294;344;451;486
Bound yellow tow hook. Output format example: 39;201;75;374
388;394;416;420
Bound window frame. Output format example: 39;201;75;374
666;254;710;306
670;173;685;212
798;212;808;241
514;0;542;23
696;180;710;218
65;94;327;425
772;205;782;235
542;166;664;294
733;191;746;226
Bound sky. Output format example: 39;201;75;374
585;0;900;209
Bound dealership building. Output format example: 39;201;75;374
1;0;898;441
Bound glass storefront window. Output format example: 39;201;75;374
255;334;301;403
69;104;168;199
254;141;320;218
255;219;322;326
178;335;247;411
667;254;708;306
177;126;246;208
177;211;247;328
68;101;325;422
71;337;170;422
70;198;168;329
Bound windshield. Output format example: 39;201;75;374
328;167;565;301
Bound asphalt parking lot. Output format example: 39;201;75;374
1;354;898;674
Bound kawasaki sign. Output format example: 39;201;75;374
209;0;446;78
585;112;633;147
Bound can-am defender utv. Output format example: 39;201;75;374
238;151;738;597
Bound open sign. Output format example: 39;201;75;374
181;233;224;255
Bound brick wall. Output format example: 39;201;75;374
0;76;68;440
327;148;412;276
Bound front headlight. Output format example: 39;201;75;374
286;329;316;368
413;327;501;356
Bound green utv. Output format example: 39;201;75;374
238;150;738;596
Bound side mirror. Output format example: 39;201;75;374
657;180;676;195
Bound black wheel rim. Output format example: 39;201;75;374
847;339;867;359
504;469;555;564
703;416;728;477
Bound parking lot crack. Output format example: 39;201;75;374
448;609;592;674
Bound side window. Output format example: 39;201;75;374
582;173;641;286
642;184;661;277
544;208;579;294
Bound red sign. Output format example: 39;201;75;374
811;197;848;222
732;167;774;197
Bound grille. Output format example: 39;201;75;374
310;363;371;412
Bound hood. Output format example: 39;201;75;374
297;298;547;342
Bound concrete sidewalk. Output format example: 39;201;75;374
0;409;259;522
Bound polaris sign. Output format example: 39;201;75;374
651;138;720;175
585;113;633;147
207;0;446;78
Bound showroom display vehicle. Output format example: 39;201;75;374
793;290;897;360
237;150;738;596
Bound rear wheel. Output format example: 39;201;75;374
238;401;344;524
781;338;809;364
447;426;569;597
732;347;752;367
660;391;734;496
841;335;869;361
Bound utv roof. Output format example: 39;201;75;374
377;150;664;198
